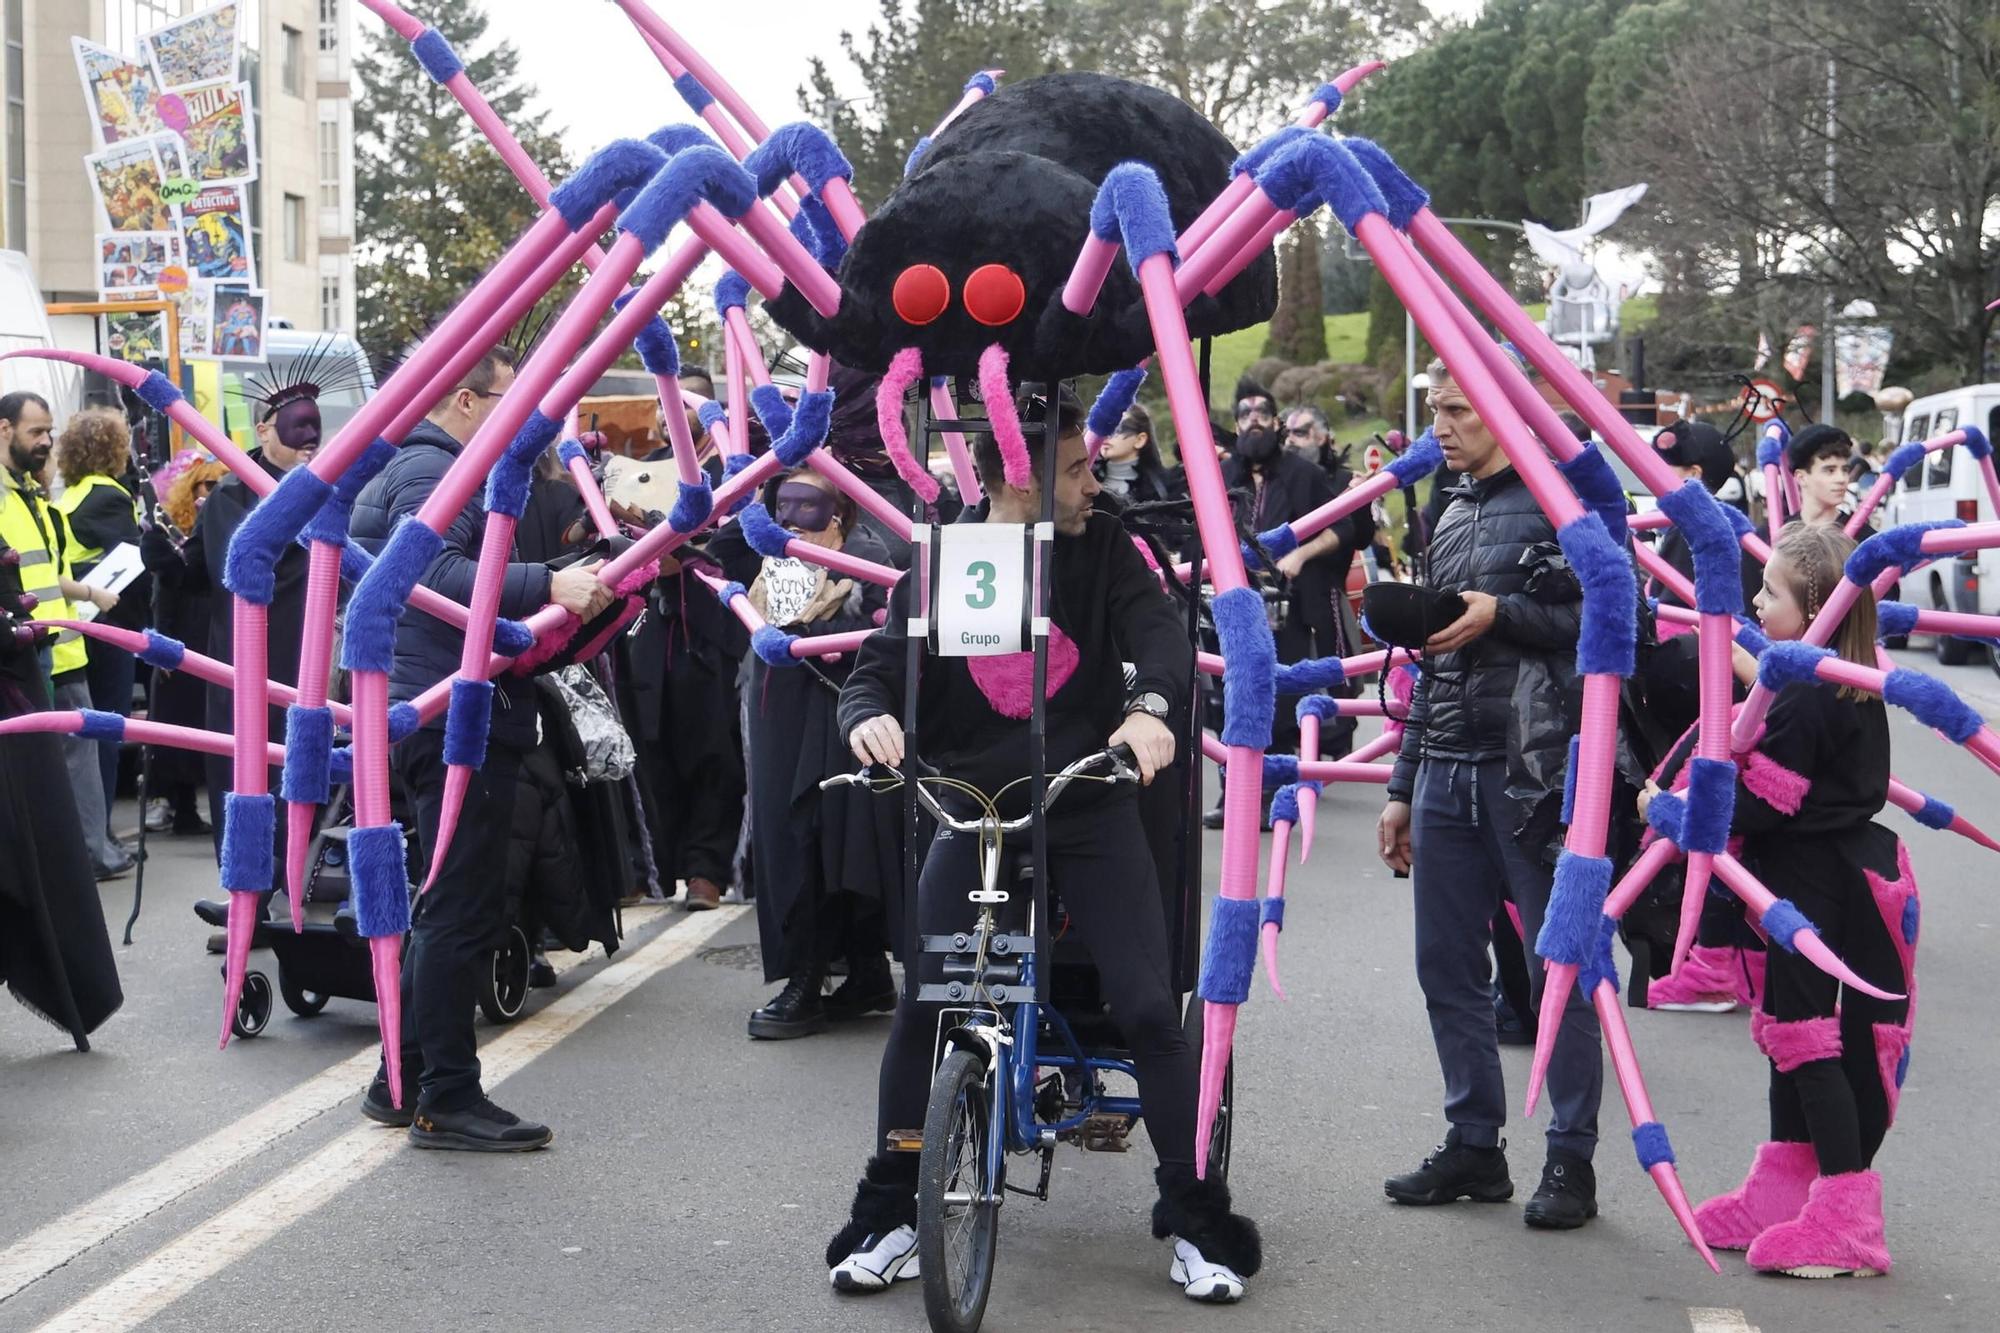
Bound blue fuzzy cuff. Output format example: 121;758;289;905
1556;443;1630;551
1761;897;1815;952
1198;896;1261;1005
225;465;333;604
1247;524;1299;567
280;704;333;804
635;315;681;378
1260;896;1287;931
737;502;793;557
1261;754;1301;788
1385;430;1444;485
750;383;793;439
1645;789;1689;846
346;822;411;938
773;389;833;468
1211;586;1277;748
904;136;933;177
337;543;370;584
1678;757;1736;853
1755;420;1790;469
1342;137;1429;230
388;701;421;741
329;746;352;784
1963;426;1992;460
1913;792;1953;830
1578;913;1621;996
744;122;853;197
139;628;186;670
135;370;182;412
698;400;729;436
672;70;714;113
714;269;751;315
495;619;532;657
717;580;748;603
1877;600;1919;640
551;139;667;233
1847;519;1962;586
341;517;442;673
220;791;275;894
1633;1120;1676;1170
1232;125;1314;179
1559;734;1581;826
1757;641;1833;691
1883;441;1928;480
1655;479;1744;615
1537;851;1613;965
442;678;494;768
486;410;562;520
558;438;586;470
1089;163;1178;271
618;146;755;250
792;192;846;268
1274;656;1344;694
1883;667;1982;743
77;709;125;741
668;480;714;534
752;625;798;667
1087;369;1148;440
1557;512;1638;677
723;453;757;513
410;28;463;83
1735;617;1770;653
1295;694;1340;725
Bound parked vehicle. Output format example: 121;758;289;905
1882;384;2000;673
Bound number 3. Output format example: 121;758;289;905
965;560;996;609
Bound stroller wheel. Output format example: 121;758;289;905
279;966;330;1017
232;971;274;1039
478;924;531;1024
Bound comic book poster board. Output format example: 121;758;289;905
96;231;182;295
173;82;255;183
72;38;166;146
87;139;175;232
103;309;169;365
142;2;239;91
177;184;254;281
210;286;267;362
169;283;214;360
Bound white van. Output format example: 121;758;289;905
1882;383;2000;670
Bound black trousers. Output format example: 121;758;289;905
381;727;522;1111
875;798;1197;1166
642;655;744;887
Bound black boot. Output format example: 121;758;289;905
1383;1127;1514;1205
1523;1147;1598;1229
1152;1163;1263;1277
825;953;896;1020
360;1075;413;1128
825;1153;920;1290
747;970;828;1040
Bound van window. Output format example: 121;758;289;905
1902;412;1928;489
1927;408;1958;487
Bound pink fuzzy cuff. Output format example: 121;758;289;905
1741;750;1810;815
1751;1011;1842;1072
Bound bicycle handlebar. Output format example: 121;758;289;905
820;743;1139;834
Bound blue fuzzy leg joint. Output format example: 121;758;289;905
1261;754;1300;788
723;453;757;513
494;619;532;658
1089;163;1178;271
1633;1121;1676;1170
791;193;846;268
487;411;562;520
302;436;397;548
388;701;421;741
1269;779;1320;826
225;465;333;604
1964;426;1992;460
1386;429;1444;485
1087;369;1148;440
714;269;751;316
1882;440;1928;481
550;139;668;233
1341;138;1430;231
341;517;443;674
1645;789;1689;847
1211;586;1277;749
346;822;412;938
1758;640;1833;691
1735;617;1771;654
220;791;275;894
329;746;353;784
77;709;125;741
1847;519;1963;587
752;625;798;667
698;400;729;436
1260;897;1287;931
1578;914;1621;996
280;704;334;805
558;438;587;470
1245;524;1298;568
737;502;792;557
1877;600;1919;640
750;384;794;440
139;628;186;670
1296;694;1340;726
135;370;182;412
1537;851;1613;965
1198;896;1261;1005
1761;897;1816;953
773;389;833;468
668;480;714;535
1557;512;1638;677
410;28;463;83
1231;125;1314;181
443;678;494;769
1884;667;1984;743
904;136;932;177
672;70;714;113
1679;757;1736;854
1255;135;1387;237
744;123;853;198
634;315;681;378
1555;443;1631;552
621;146;757;250
1913;792;1954;830
1655;479;1746;615
1273;656;1344;695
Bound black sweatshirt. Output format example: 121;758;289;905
837;510;1190;816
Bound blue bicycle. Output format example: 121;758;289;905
823;744;1233;1333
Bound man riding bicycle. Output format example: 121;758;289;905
827;387;1263;1303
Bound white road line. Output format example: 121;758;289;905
30;903;742;1333
0;904;670;1307
1688;1308;1761;1333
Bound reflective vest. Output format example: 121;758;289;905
55;472;138;574
0;472;87;677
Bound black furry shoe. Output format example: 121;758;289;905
826;1154;921;1292
1152;1163;1262;1300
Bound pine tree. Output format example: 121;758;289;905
1263;215;1327;365
353;2;574;369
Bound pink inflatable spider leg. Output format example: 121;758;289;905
631;29;802;221
808;447;918;542
40;620;353;725
345;670;405;1106
1296;713;1319;861
1174;187;1284;304
603;448;795;585
1203;205;1301;300
1593;980;1722;1272
1346;731;1400;764
1711;853;1904;1001
725;334;750;456
1733;576;1868;749
1761;461;1787;545
218;598;269;1049
565;448;620;539
0;713;285;765
1262;818;1291;999
929;379;983;501
1602;837;1683;921
284;544;345;928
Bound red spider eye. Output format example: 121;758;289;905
892;264;951;326
963;263;1026;327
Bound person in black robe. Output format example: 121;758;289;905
709;466;901;1038
137;455;227;834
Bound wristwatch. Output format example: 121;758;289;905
1124;691;1170;720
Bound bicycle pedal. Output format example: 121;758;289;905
1077;1113;1135;1153
886;1129;924;1152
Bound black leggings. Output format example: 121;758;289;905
875;797;1197;1166
1759;827;1915;1176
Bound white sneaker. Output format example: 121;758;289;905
1169;1237;1247;1302
829;1224;921;1292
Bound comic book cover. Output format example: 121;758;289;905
177;184;254;281
72;38;165;146
171;283;214;359
174;81;255;183
150;131;189;182
96;231;182;295
210;285;267;362
87;139;175;232
103;309;169;365
141;2;238;90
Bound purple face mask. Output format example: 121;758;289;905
774;481;836;533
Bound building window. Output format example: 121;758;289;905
5;0;22;251
318;0;339;54
320;273;341;329
102;2;179;53
281;24;303;95
318;118;340;209
283;192;305;262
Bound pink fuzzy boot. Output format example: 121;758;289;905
1693;1140;1818;1250
1648;944;1744;1012
1746;1170;1892;1278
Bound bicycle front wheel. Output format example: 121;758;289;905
918;1048;1001;1333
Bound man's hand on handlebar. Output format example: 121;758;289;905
848;713;905;769
1107;711;1175;786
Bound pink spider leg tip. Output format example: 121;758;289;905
284;803;314;932
371;934;405;1108
1652;1161;1722;1272
1792;930;1904;1002
1668;851;1714;977
1523;960;1576;1117
1194;1002;1238;1179
219;889;260;1049
423;764;473;894
1260;921;1285;1001
1950;812;2000;854
1296;790;1318;863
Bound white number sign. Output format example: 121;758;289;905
934;522;1026;656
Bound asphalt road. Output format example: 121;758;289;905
3;648;1998;1333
